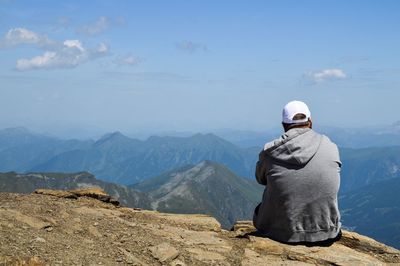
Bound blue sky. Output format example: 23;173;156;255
0;0;399;137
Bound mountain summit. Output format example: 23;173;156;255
0;189;399;265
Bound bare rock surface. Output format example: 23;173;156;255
0;190;399;265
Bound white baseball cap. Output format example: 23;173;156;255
282;100;311;124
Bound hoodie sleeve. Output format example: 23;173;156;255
256;150;268;185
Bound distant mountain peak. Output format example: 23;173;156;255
192;132;215;137
101;131;126;138
193;160;224;172
147;132;222;141
176;161;217;182
95;131;132;144
191;132;224;140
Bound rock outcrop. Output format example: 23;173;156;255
0;189;399;265
34;188;120;206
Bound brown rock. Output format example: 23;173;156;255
34;188;119;206
231;220;256;236
34;189;77;199
0;192;399;265
149;243;180;262
169;259;186;266
185;248;226;263
0;209;52;229
71;187;108;196
33;237;46;243
118;247;146;265
0;256;43;266
232;220;400;265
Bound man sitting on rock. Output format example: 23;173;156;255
253;100;342;245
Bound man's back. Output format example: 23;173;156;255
253;127;341;243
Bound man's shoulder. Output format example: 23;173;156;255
263;136;285;151
263;140;276;151
315;132;341;163
317;132;338;149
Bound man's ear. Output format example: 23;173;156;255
308;118;313;129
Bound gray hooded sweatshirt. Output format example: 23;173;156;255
253;127;341;243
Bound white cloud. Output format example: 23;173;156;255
0;28;53;48
306;68;347;83
176;41;208;53
63;39;85;52
0;26;110;70
77;16;109;36
16;52;57;71
114;54;143;66
16;40;109;71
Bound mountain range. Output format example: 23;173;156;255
0;128;257;184
2;126;400;190
0;127;93;171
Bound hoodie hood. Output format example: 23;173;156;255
265;128;322;166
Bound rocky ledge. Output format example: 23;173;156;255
0;188;399;265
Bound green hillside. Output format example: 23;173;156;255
133;160;264;228
340;177;400;249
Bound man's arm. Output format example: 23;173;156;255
255;150;268;185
